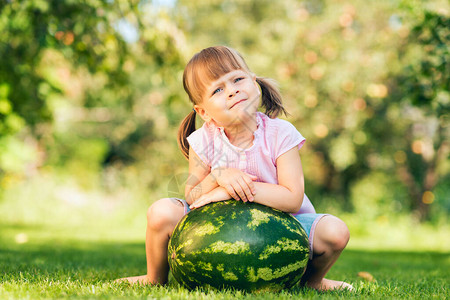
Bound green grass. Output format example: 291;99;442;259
1;224;449;299
1;239;449;299
0;177;449;299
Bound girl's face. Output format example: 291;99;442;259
194;69;261;128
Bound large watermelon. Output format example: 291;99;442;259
168;200;309;292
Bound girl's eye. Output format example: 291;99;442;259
234;77;244;83
212;87;222;95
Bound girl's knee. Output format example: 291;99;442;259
317;216;350;251
147;198;183;231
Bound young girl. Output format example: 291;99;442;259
119;46;352;291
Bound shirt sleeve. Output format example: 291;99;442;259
274;120;306;160
186;124;213;167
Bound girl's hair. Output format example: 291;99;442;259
177;46;288;159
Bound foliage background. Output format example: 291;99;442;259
0;0;449;253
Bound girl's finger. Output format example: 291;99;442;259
225;184;239;201
243;176;256;195
237;178;253;202
190;196;206;209
245;173;258;180
192;198;210;209
232;180;248;202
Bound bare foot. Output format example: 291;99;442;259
114;275;149;285
307;278;354;291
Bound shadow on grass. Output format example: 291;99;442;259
0;238;147;283
1;234;449;284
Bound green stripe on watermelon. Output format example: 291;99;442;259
259;238;309;260
247;209;272;229
168;200;309;292
197;240;250;255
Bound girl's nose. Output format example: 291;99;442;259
228;90;239;98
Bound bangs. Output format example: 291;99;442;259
183;46;250;103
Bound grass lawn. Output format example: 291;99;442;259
1;224;449;299
0;179;449;299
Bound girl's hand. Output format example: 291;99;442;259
211;168;257;202
189;187;231;209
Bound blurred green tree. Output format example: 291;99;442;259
0;0;448;222
0;0;185;186
0;0;128;134
386;9;449;220
175;0;449;220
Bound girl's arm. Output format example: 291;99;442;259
184;147;218;205
189;186;231;209
191;147;305;213
252;146;304;213
185;147;257;205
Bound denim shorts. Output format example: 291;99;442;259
174;198;327;259
293;213;328;259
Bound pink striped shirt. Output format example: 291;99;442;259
187;112;316;215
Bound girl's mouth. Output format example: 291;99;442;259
230;99;246;109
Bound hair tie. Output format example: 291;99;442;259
192;108;196;113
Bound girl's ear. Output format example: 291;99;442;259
194;105;212;122
253;75;262;97
252;74;260;90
